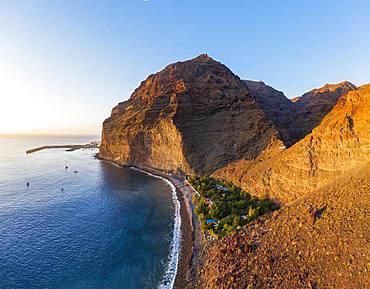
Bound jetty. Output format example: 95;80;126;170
26;141;100;154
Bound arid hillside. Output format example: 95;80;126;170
196;163;370;289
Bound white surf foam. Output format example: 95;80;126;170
129;167;182;289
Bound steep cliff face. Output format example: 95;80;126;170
99;55;279;175
196;163;370;289
214;84;370;203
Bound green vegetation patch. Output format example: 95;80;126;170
188;176;279;238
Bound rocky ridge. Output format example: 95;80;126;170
100;55;369;204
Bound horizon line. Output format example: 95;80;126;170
0;133;101;138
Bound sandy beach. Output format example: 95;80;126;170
171;176;205;289
173;184;193;289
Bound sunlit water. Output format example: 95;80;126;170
0;136;176;289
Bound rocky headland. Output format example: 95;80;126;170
99;54;280;176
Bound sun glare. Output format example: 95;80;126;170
0;58;99;135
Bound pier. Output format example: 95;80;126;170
26;141;100;154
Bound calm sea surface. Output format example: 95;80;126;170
0;136;176;289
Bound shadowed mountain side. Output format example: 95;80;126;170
244;80;295;145
196;163;370;289
214;84;370;203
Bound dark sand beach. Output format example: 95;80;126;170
127;166;203;289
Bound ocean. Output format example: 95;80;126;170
0;136;179;289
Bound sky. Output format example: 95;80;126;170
0;0;370;135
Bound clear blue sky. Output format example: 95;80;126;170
1;0;369;135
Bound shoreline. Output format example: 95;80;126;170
128;166;199;289
98;158;199;289
128;167;182;289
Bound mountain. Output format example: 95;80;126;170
214;84;370;203
291;81;357;140
244;80;357;145
99;55;280;175
100;55;368;203
196;163;370;289
99;55;369;289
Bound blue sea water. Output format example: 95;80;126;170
0;136;177;289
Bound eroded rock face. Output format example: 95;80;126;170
214;84;370;203
99;54;279;175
